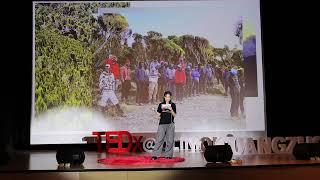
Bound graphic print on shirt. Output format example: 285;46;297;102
99;71;115;91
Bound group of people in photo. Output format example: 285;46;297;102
97;54;246;119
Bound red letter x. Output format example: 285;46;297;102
132;136;143;152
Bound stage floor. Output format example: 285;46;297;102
1;150;320;172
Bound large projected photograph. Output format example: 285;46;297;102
32;0;265;144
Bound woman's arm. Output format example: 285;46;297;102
169;104;176;118
156;104;162;117
170;109;176;118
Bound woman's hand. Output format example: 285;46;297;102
168;106;176;117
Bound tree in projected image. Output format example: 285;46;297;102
34;2;130;115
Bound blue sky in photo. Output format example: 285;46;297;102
97;0;260;48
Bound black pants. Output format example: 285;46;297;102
185;81;192;97
157;82;165;102
122;80;131;101
136;81;144;104
230;88;240;117
216;75;223;85
224;82;229;96
142;81;149;103
176;83;184;101
207;78;213;89
199;78;206;93
240;88;245;114
192;80;199;95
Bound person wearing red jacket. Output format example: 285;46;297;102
104;55;120;90
175;64;186;103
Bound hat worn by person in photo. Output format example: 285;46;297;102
230;68;238;76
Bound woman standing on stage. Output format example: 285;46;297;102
151;91;176;160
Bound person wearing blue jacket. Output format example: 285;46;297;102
191;66;200;96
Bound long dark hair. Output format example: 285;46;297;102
162;91;172;104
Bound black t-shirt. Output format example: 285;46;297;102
157;102;176;124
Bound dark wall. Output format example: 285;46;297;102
2;1;32;150
261;1;320;136
2;1;319;151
